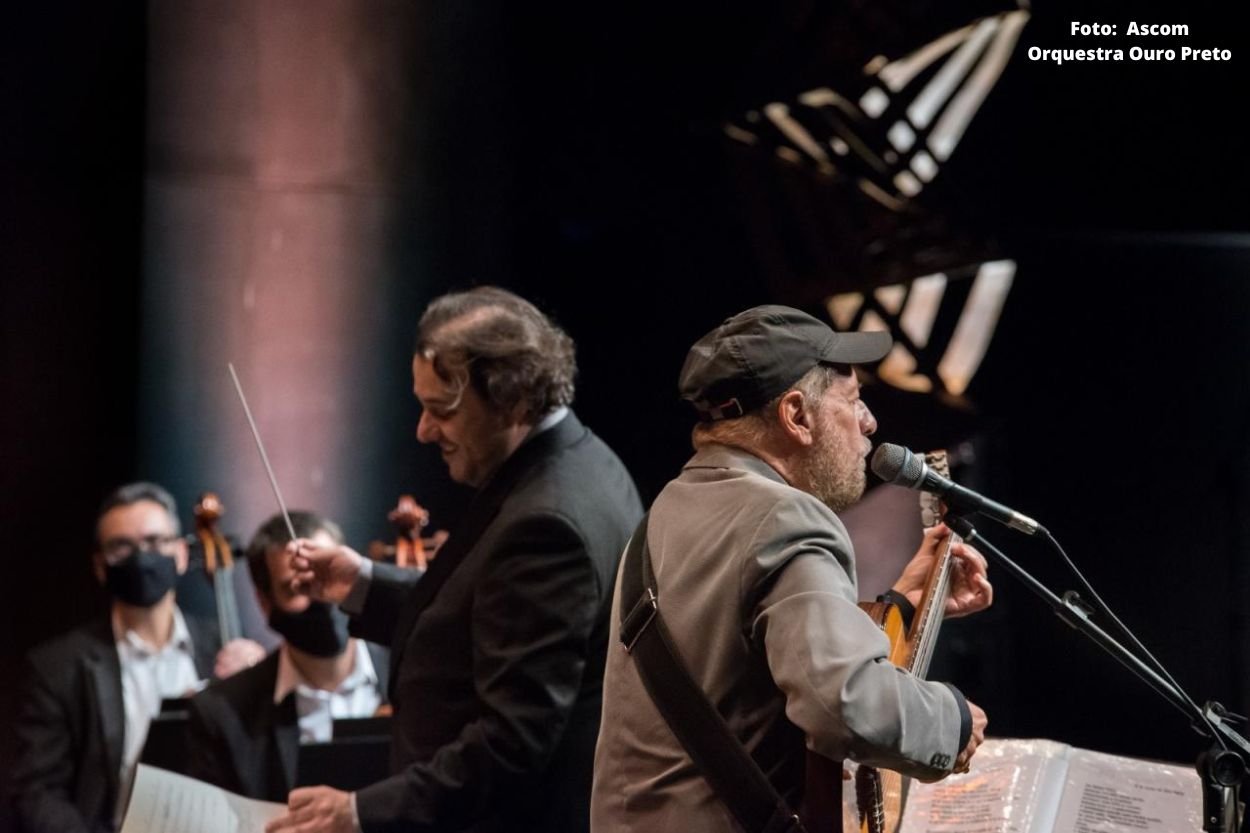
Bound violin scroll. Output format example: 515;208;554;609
369;494;443;571
191;491;243;644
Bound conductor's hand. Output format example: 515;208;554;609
891;523;993;618
288;539;363;605
265;786;354;833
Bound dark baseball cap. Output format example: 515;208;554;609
678;305;891;421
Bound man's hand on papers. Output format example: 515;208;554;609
265;786;355;833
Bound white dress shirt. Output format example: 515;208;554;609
113;605;203;827
272;639;382;743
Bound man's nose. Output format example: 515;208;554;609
416;411;437;443
860;402;878;436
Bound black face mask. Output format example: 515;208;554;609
105;549;180;608
269;601;351;658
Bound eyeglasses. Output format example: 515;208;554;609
99;534;184;565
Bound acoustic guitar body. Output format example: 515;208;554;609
858;601;908;665
802;601;906;833
848;447;958;833
851;600;910;833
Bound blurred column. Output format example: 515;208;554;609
140;0;429;582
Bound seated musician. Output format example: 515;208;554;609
187;511;389;801
9;481;261;833
591;307;994;830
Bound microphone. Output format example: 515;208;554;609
870;443;1046;536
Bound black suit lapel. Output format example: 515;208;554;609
83;622;124;808
272;693;299;796
384;505;482;692
182;609;221;680
387;413;587;682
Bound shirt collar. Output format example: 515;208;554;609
273;639;376;705
683;442;788;485
477;407;569;492
112;604;194;657
526;405;568;443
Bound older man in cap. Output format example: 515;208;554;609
591;306;992;832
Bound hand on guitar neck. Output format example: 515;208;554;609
890;523;993;619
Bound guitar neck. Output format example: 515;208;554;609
904;450;958;679
904;536;955;680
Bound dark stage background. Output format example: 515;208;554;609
3;1;1249;827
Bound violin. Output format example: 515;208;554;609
192;492;244;644
367;494;445;571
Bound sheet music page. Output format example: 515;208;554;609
899;738;1071;833
1050;748;1201;833
120;764;286;833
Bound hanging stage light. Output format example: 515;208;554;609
826;259;1014;401
722;6;1028;406
725;7;1028;294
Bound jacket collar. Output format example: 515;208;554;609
683;442;789;486
386;411;587;691
475;408;579;502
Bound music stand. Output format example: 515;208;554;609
139;697;192;776
295;716;392;792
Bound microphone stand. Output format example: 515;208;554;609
946;514;1249;833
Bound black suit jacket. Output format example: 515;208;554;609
186;642;390;801
349;411;642;833
9;612;218;833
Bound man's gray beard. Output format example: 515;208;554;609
794;440;866;512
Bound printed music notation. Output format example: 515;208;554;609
899;738;1201;833
121;764;284;833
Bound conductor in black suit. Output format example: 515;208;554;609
266;287;643;833
187;510;389;802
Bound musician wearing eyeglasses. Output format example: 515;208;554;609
9;482;245;833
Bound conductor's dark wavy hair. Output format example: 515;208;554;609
415;286;576;420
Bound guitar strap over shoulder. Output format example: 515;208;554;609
618;514;806;833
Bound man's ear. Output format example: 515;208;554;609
91;552;106;585
775;389;815;447
505;398;533;430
